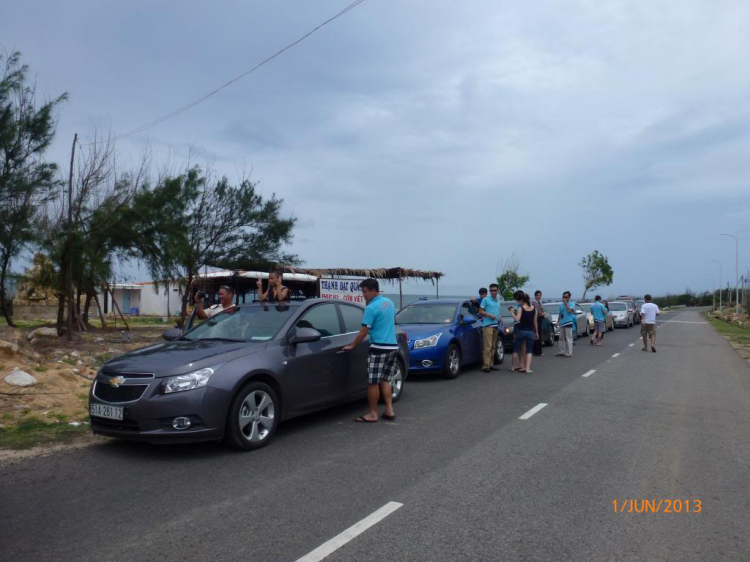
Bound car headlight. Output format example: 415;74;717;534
504;326;513;334
162;368;215;394
414;334;441;349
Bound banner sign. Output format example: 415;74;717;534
319;278;366;304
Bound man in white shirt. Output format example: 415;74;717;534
195;285;235;319
640;294;660;352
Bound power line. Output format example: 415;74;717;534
97;0;367;144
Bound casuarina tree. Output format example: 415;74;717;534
0;52;67;326
579;250;614;301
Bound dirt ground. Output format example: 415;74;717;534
0;323;167;428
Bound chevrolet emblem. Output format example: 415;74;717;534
108;376;126;387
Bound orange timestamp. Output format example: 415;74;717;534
612;498;702;514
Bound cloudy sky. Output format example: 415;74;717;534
3;0;749;297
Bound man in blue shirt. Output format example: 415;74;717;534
556;291;577;357
342;278;398;423
589;295;609;346
478;283;501;372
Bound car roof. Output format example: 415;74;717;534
404;299;464;305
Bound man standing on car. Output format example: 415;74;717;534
478;284;501;372
589;295;608;346
195;285;235;320
341;278;398;423
640;294;660;352
532;290;546;356
556;291;576;357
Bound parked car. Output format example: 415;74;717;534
635;299;645;319
617;296;641;324
89;299;409;450
608;301;634;328
396;299;504;379
578;302;615;332
545;302;589;339
499;301;556;348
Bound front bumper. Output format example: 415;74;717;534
613;316;628;326
89;379;231;443
407;346;445;372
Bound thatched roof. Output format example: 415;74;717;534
280;266;444;283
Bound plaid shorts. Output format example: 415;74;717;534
367;349;398;385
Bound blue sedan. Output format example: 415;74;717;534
395;299;505;379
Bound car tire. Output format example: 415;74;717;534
223;381;279;451
495;338;505;364
390;359;405;403
545;326;554;346
442;344;461;379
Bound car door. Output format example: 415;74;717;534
457;302;481;364
283;303;349;413
338;303;370;397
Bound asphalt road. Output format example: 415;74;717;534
2;308;749;562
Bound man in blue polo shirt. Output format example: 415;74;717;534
556;291;577;357
341;278;398;423
479;283;501;372
589;295;608;346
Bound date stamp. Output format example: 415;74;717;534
612;499;702;514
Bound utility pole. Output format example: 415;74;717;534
66;133;77;341
720;234;739;315
712;260;723;310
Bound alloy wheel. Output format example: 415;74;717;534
238;390;275;444
391;362;403;400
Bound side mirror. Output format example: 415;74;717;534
462;315;477;324
289;327;322;345
162;328;182;341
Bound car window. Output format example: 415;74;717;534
339;304;364;333
295;304;342;337
460;303;474;320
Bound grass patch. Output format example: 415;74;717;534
703;313;750;347
0;318;52;329
0;417;88;450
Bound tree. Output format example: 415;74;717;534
0;52;66;326
132;166;297;325
579;250;613;301
496;253;530;300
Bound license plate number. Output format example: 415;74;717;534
90;403;124;420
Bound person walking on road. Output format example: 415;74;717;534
532;290;546;356
510;291;539;373
479;284;501;372
556;291;577;357
342;278;398;423
640;294;660;352
589;295;608;346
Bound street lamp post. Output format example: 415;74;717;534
721;233;739;315
709;275;715;310
711;260;722;310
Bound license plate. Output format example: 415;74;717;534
90;403;124;420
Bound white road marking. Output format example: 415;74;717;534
519;403;548;420
612;353;620;358
665;320;708;324
629;344;635;347
295;502;403;562
582;369;596;378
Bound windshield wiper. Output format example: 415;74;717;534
198;337;246;343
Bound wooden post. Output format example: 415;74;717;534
436;277;439;299
66;133;77;341
399;275;403;309
105;282;130;330
94;293;107;329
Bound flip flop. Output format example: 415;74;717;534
651;347;657;353
354;416;378;423
381;413;396;421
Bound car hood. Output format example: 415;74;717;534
396;323;453;341
101;339;268;377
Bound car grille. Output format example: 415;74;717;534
93;382;149;403
100;371;154;379
90;417;140;432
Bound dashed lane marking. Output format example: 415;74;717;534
519;403;548;420
629;344;635;347
612;353;620;358
295;502;404;562
582;370;596;378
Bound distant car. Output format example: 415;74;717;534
622;299;640;324
545;302;589;339
635;299;645;318
578;302;615;332
396;299;504;379
608;301;634;328
512;301;568;344
90;300;409;451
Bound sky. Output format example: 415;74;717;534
2;0;749;298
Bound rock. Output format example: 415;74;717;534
29;338;39;346
94;338;105;343
4;368;37;387
68;421;81;427
0;340;19;356
76;360;84;366
27;327;58;341
71;351;80;358
62;355;69;361
72;368;80;373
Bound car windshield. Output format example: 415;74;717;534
609;302;627;311
396;304;456;324
499;302;518;319
182;305;294;342
546;303;562;316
